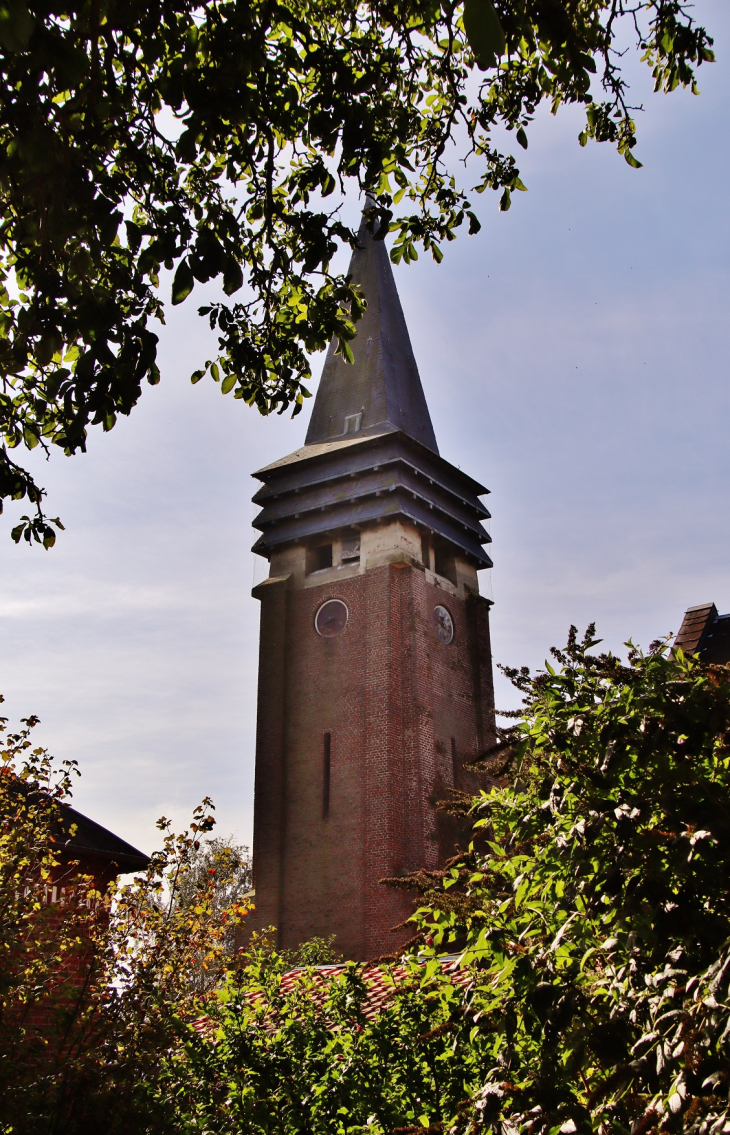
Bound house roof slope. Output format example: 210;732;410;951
674;602;730;665
57;802;150;873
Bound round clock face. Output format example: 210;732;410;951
433;604;454;645
315;599;349;638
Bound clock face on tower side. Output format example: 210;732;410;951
315;599;349;638
433;604;454;645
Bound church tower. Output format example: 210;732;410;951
249;213;494;961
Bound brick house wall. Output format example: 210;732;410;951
14;800;149;1037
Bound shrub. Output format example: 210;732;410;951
6;628;730;1135
408;629;730;1134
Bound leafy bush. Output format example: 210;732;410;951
166;630;730;1135
408;629;730;1134
5;629;730;1134
0;700;250;1133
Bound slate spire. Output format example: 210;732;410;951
304;211;439;454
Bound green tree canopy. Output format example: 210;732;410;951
0;0;714;545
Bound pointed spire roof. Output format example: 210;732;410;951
304;212;439;454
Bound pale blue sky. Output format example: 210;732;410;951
2;1;728;856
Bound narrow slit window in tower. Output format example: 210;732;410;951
323;733;331;819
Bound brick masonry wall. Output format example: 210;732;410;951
249;561;494;961
19;854;114;1037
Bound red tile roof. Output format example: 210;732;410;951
191;955;471;1039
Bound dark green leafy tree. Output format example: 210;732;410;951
0;0;714;543
404;629;730;1134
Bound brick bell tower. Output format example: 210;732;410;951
248;210;494;961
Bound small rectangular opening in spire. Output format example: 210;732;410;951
344;413;362;434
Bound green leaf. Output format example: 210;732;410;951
223;258;243;296
176;128;198;164
171;259;194;305
514;877;530;909
463;0;505;71
0;0;34;52
516;127;528;150
338;340;354;364
221;373;236;395
624;150;643;169
125;221;142;254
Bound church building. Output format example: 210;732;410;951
248;211;495;961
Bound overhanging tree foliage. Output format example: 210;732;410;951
0;0;714;545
